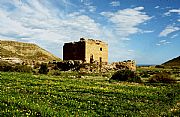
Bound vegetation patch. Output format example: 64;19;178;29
148;72;177;83
0;72;179;116
110;70;142;83
38;63;49;74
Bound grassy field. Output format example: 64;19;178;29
0;72;180;116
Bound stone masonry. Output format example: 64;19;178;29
63;38;108;64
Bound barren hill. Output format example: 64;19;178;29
162;56;180;66
0;40;61;63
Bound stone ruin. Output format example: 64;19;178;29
52;60;136;72
102;60;136;72
61;38;136;72
63;38;108;64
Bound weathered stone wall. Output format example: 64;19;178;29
63;38;108;64
85;39;108;64
63;41;86;61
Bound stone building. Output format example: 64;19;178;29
63;38;108;64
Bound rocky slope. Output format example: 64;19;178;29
162;56;180;66
0;40;61;64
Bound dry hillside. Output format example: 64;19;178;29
0;40;61;63
162;56;180;67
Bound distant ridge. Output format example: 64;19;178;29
162;56;180;66
0;40;61;63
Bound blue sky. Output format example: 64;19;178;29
0;0;180;64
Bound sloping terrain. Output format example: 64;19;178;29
0;40;61;63
162;56;180;66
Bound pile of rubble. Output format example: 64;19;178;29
104;60;136;71
52;60;136;72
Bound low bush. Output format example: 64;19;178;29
148;72;176;83
110;70;142;83
39;63;49;74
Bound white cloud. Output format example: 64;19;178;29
156;40;171;46
163;8;180;37
0;0;103;58
134;7;144;10
110;1;120;7
164;8;180;16
100;7;151;37
140;30;154;33
121;38;131;41
127;50;134;52
159;40;166;43
81;0;96;12
168;9;180;14
0;0;101;41
88;5;96;12
171;34;178;39
159;25;180;37
155;6;160;9
156;43;161;46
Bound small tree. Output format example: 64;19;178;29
39;63;49;74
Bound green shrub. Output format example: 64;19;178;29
148;72;176;83
39;63;49;74
110;70;142;83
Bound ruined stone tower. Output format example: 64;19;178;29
63;38;108;64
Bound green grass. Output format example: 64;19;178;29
0;72;179;116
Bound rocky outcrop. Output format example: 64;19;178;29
0;57;23;64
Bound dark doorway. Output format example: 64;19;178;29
99;57;102;63
90;54;94;63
